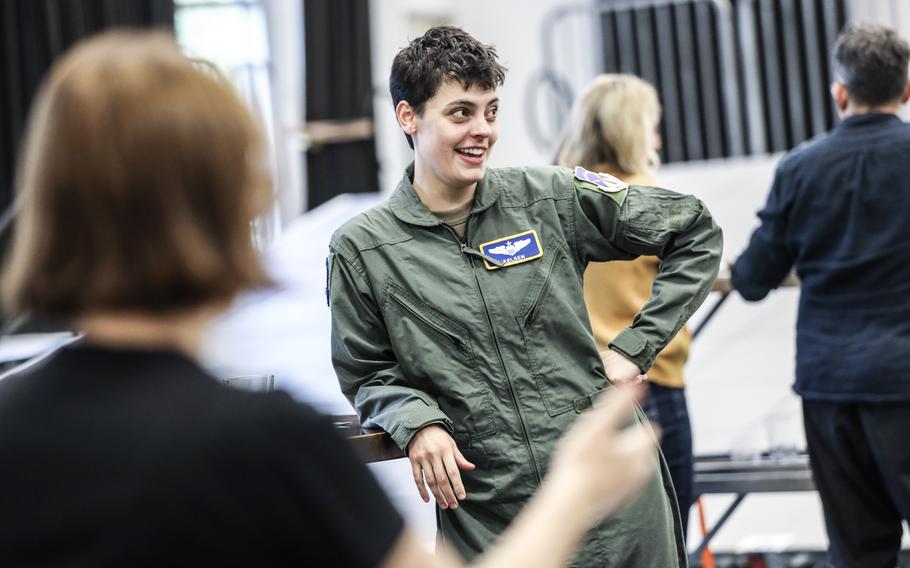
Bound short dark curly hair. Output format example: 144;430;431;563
834;23;910;107
390;26;506;148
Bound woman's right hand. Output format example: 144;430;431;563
407;425;475;510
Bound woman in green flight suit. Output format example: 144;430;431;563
328;26;722;567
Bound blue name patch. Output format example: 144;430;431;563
478;229;543;270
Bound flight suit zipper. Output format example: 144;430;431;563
440;222;543;486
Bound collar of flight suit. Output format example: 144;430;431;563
389;162;503;227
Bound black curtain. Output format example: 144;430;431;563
0;0;175;246
303;0;378;210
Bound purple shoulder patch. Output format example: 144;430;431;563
573;166;627;193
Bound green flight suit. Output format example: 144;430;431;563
328;164;722;566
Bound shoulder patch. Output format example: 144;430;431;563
574;166;628;193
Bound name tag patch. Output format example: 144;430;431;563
479;229;543;270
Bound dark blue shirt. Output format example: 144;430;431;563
733;113;910;402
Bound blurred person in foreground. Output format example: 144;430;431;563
557;73;695;538
731;23;910;568
0;30;661;568
329;25;723;565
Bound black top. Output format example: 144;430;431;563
733;113;910;401
0;343;403;566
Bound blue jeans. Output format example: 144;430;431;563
641;383;694;537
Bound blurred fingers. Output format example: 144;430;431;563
589;384;643;431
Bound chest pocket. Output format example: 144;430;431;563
383;281;495;436
516;240;607;416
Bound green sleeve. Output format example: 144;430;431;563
572;179;723;371
327;246;453;451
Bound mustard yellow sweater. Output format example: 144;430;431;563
583;171;690;388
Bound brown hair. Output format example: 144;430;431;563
390;26;506;148
1;31;273;319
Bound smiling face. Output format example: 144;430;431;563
398;80;499;198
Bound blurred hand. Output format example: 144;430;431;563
600;348;647;386
549;385;656;523
407;425;475;509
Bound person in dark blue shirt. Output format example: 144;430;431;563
732;23;910;568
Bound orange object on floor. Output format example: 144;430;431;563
696;497;717;568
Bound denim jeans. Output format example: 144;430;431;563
641;383;694;537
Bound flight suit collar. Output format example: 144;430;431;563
389;163;502;227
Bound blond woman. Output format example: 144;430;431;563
558;73;694;536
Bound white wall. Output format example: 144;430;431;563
849;0;910;33
264;0;305;223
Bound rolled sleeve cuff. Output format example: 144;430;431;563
730;263;772;302
388;407;453;451
608;328;657;372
